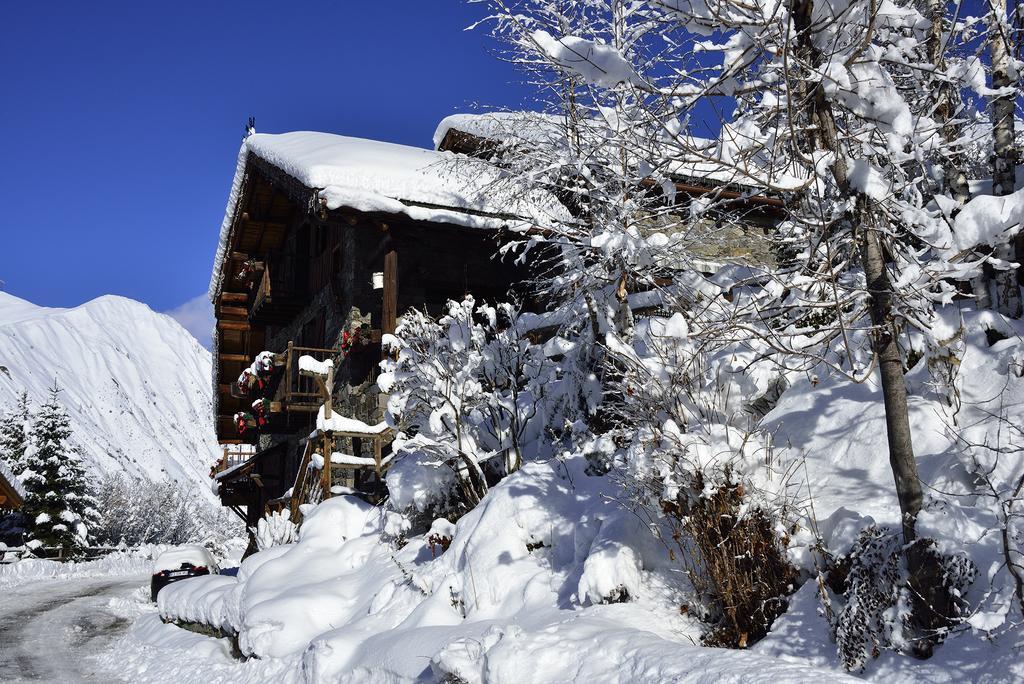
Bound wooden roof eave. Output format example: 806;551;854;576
0;475;24;509
439;125;785;216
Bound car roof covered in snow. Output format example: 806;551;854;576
153;545;218;573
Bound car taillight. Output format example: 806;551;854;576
194;566;207;573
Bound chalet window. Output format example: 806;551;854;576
310;227;342;293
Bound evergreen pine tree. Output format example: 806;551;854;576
21;383;100;554
0;391;31;476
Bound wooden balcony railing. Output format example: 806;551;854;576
249;254;308;325
211;444;256;476
281;342;337;412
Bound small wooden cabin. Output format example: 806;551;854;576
208;131;550;533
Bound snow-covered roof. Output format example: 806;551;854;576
209;131;569;300
0;457;25;502
434;112;569;150
435;112;799;191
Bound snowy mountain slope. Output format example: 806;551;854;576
0;291;220;499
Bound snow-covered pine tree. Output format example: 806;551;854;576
0;391;31;476
21;383;100;554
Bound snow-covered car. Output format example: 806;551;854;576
150;545;219;602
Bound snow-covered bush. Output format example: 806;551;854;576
603;312;801;645
823;525;976;671
379;297;553;529
92;473;241;547
255;509;297;550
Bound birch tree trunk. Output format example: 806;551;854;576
990;0;1023;317
927;0;990;307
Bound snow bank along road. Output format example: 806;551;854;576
0;575;145;682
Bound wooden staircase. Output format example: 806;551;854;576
264;352;393;523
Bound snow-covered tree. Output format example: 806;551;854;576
0;391;31;476
987;0;1023;317
92;473;241;546
380;297;552;513
620;0;1023;644
465;0;1011;653
21;384;99;553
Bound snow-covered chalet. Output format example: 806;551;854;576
208;116;783;542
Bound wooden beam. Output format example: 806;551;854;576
382;248;398;336
322;434;334;501
219;353;250;363
220;292;248;304
218;305;248;318
217;320;251;332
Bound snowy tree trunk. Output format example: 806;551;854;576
790;0;925;564
928;0;971;207
858;203;923;545
990;0;1023;317
927;0;988;307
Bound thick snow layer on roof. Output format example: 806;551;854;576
209;131;569;300
0;457;25;499
433;112;568;150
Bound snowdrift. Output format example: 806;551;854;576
151;305;1024;682
160;460;857;682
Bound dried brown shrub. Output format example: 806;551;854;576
668;470;799;648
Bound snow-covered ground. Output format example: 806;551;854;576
130;303;1024;683
0;291;221;497
0;552;153;590
0;573;147;683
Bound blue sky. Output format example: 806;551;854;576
0;2;533;344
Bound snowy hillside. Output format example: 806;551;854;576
0;291;220;498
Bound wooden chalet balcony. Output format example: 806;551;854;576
210;444;256;477
278;342;337;413
249;253;308;325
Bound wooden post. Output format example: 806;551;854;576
285;340;294;405
373;437;382;476
321;434;333;500
382;249;398;338
324;363;334;420
222;446;228;472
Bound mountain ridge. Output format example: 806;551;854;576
0;291;221;502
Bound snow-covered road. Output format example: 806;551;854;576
0;575;146;682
